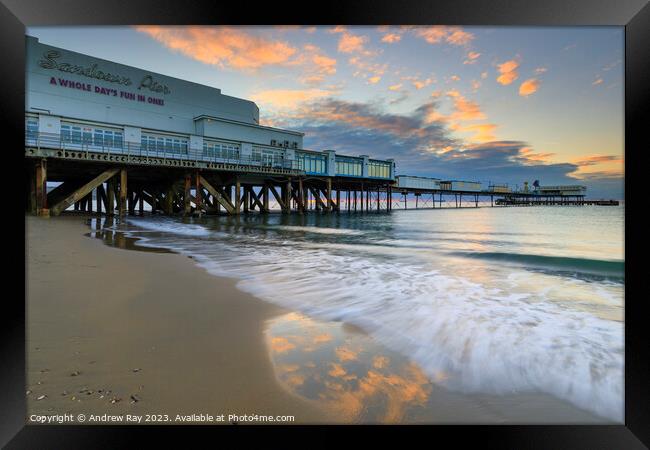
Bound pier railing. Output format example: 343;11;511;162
25;132;304;176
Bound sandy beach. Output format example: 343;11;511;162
26;215;330;424
26;214;612;424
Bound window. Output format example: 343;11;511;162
204;140;240;160
369;161;391;178
336;158;362;177
297;152;327;174
26;119;38;140
61;124;71;142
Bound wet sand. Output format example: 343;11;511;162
26;215;330;424
26;215;610;424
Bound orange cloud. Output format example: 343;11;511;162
388;83;403;91
328;363;347;378
414;26;474;46
372;356;390;369
447;90;486;120
463;51;481;64
293;44;337;85
271;336;296;353
496;59;520;85
368;76;382;84
135;26;297;70
449;75;461;82
570;154;624;179
593;77;604;86
381;33;402;43
412;78;434;89
452;123;498;142
518;146;556;164
335;346;359;362
519;78;540;97
313;333;333;344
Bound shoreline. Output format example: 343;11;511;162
26;214;331;424
26;214;614;424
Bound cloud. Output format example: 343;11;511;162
569;154;624;180
592;77;604;86
446;90;486;121
413;26;475;46
367;76;382;84
412;78;434;89
271;336;296;353
335;346;359;362
519;78;540;97
534;67;548;74
267;96;615;193
451;123;498;142
388;83;403;91
349;56;387;82
339;32;368;53
291;44;337;85
471;80;481;92
381;33;402;43
135;26;297;70
463;51;481;64
496;59;520;85
481;71;489;79
449;75;461;82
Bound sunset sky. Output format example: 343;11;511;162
28;26;624;197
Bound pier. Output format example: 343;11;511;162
25;134;394;217
24;37;618;218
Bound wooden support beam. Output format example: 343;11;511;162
107;177;115;216
262;185;270;213
234;178;241;214
35;159;48;215
309;187;326;210
195;171;202;213
184;173;192;216
50;168;120;216
119;168;128;216
199;175;236;214
96;184;104;214
284;179;292;213
298;178;305;214
336;187;341;213
268;184;287;211
249;187;266;212
325;178;332;211
243;186;250;213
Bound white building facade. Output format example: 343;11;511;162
25;36;395;181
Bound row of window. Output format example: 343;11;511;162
141;135;188;155
204;141;240;160
336;159;363;177
25;119;392;177
61;124;124;149
368;161;391;179
296;153;327;174
252;146;285;166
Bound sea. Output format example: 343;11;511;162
93;205;624;422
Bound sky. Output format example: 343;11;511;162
27;26;624;198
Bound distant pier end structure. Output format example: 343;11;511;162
25;36;396;216
394;176;616;208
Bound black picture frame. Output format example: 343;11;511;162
3;0;647;447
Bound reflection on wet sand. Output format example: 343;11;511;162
265;312;433;423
